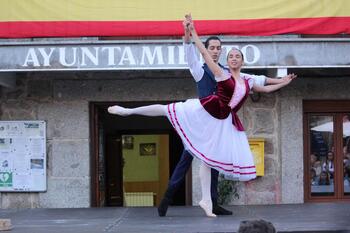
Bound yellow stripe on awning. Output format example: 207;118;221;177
0;0;349;21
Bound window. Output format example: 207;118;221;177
309;115;334;196
304;100;350;201
342;114;350;196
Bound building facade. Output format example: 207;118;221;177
0;36;349;208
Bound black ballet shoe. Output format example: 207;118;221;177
212;204;232;215
158;197;170;217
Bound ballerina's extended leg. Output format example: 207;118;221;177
199;162;216;217
108;104;167;117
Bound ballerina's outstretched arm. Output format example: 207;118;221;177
252;73;296;93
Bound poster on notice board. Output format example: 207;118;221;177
0;121;46;192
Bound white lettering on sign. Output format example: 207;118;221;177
38;48;55;66
59;47;77;67
101;47;119;66
119;47;136;65
140;46;164;65
167;46;175;65
81;47;99;66
178;45;187;65
241;45;260;65
222;45;260;65
21;44;261;69
23;48;39;67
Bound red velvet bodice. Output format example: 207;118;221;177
199;77;250;131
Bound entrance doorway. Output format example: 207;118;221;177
304;100;350;202
90;102;191;207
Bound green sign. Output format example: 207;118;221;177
0;172;13;187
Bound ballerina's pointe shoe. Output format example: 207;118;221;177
107;106;130;116
199;200;217;217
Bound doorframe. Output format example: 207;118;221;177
303;100;350;202
89;101;192;207
90;102;102;207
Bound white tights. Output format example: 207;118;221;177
199;162;216;217
108;104;167;117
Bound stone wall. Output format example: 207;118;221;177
0;70;196;208
0;73;90;208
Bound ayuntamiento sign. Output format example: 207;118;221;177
0;38;349;72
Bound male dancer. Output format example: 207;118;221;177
158;16;294;217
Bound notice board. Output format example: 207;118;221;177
0;121;46;192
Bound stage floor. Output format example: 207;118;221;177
0;202;349;233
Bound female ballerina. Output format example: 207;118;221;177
108;17;296;217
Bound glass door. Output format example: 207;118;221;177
308;115;335;197
342;114;350;196
304;100;350;202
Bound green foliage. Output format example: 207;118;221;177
217;174;239;205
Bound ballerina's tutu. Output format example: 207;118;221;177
166;98;256;181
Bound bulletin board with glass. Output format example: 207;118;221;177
0;121;46;192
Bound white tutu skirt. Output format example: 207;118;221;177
166;99;256;181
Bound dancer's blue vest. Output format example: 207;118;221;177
197;63;226;98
